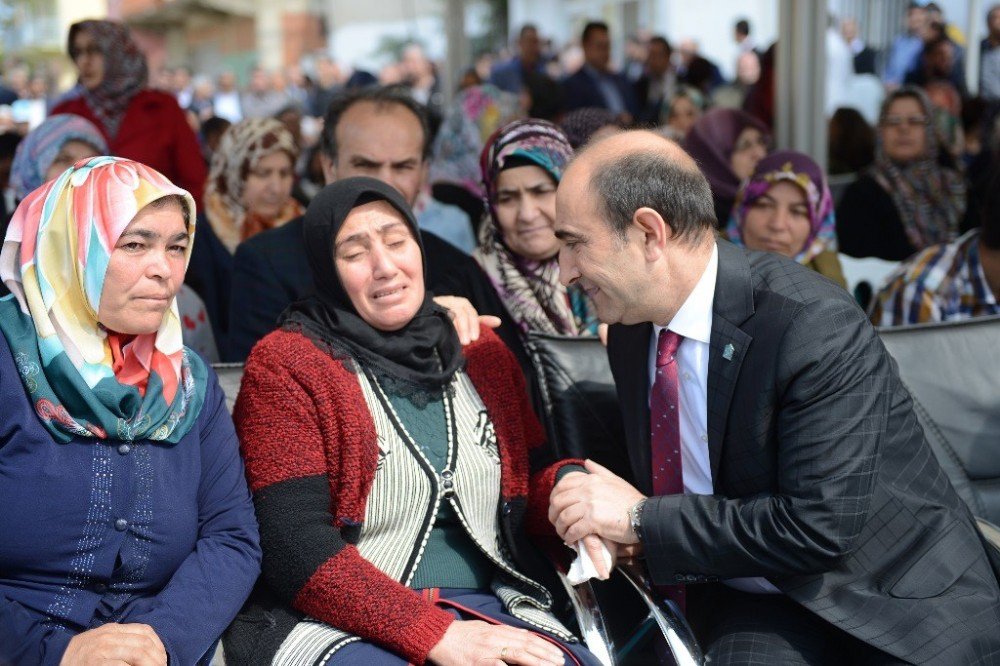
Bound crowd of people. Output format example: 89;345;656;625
1;3;999;665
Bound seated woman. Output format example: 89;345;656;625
8;113;107;204
836;86;966;261
475;119;599;343
51;20;207;204
0;156;260;665
186;117;303;348
7;116;219;361
657;86;704;140
726;150;847;289
225;177;601;666
682;107;771;228
870;161;1000;326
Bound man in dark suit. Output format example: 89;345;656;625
633;36;676;125
563;21;639;122
548;131;1000;663
226;86;518;362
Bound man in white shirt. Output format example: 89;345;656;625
547;130;1000;664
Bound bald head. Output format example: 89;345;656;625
561;130;716;243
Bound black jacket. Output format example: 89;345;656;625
607;239;1000;664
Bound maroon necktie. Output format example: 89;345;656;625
650;329;686;613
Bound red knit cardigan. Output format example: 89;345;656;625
234;328;578;663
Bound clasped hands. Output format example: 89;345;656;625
548;460;647;580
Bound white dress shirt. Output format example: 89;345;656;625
646;244;780;594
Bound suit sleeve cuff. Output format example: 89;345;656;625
640;494;686;586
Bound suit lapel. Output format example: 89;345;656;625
607;321;655;495
706;240;755;485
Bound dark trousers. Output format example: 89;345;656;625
687;586;910;665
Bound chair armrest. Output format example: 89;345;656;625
555;566;705;666
555;572;616;666
618;564;704;666
977;518;1000;555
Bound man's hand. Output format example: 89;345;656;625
60;624;167;666
549;460;645;545
433;295;502;345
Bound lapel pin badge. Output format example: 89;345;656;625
723;343;735;361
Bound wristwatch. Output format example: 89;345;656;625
628;498;648;543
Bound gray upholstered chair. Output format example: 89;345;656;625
878;315;1000;555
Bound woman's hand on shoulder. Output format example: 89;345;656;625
433;295;502;345
60;623;167;666
427;619;565;666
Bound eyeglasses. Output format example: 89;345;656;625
881;115;929;128
733;135;771;153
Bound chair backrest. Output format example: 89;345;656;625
525;332;631;481
879;315;1000;524
212;363;245;414
838;253;899;310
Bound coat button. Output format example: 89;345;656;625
118;444;131;455
502;503;512;515
114;518;128;532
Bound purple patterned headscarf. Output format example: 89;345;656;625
682;108;770;201
473;119;598;337
726;150;838;264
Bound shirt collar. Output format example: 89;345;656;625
653;243;718;345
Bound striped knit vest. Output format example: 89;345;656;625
272;367;574;665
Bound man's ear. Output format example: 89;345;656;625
320;153;336;185
633;207;671;260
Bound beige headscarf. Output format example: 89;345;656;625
203;118;303;253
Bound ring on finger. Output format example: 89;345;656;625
499;646;510;659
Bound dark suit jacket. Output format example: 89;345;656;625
185;214;234;348
226;216;527;367
563;67;639;117
607;239;1000;664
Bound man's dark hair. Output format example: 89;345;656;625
581;21;609;44
735;19;750;37
648;36;672;56
519;24;538;39
591;150;716;243
321;85;432;162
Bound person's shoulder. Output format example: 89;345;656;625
744;248;856;311
463;328;516;371
243;327;353;384
236;216;305;258
131;89;182;110
246;328;316;365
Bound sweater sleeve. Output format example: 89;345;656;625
0;594;73;666
234;348;454;664
492;334;584;538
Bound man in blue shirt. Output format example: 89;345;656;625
490;24;546;94
885;2;929;87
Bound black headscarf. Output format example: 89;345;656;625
280;177;464;394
